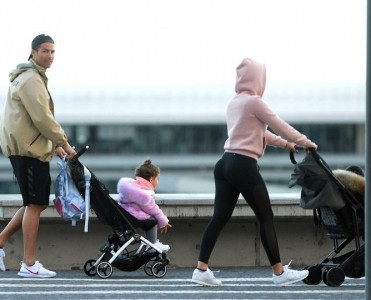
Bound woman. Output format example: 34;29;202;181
191;57;318;286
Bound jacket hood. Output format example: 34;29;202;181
235;57;266;96
9;59;46;83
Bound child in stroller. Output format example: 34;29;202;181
117;159;172;253
289;147;365;287
68;148;170;279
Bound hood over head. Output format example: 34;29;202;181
235;57;266;96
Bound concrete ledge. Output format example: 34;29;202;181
0;193;313;220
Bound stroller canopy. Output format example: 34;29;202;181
289;152;346;210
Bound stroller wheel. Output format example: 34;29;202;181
144;261;155;276
83;259;97;276
303;265;322;285
322;267;345;287
96;261;113;279
152;261;167;278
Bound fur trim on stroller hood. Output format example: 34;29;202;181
333;169;365;195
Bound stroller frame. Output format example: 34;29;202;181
69;147;170;279
290;148;364;287
84;230;169;279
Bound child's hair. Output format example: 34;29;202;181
135;159;160;181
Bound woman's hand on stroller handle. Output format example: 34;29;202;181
290;143;318;153
305;141;318;151
285;142;299;153
289;143;318;164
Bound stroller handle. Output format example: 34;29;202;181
289;145;315;164
62;146;89;162
76;145;89;159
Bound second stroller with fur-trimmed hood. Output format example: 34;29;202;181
289;147;364;287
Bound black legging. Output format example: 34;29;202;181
198;152;281;266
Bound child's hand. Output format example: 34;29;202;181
160;223;172;234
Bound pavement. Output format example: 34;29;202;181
0;266;365;300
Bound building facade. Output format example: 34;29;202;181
0;83;365;194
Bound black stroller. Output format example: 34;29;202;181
68;147;170;279
288;147;364;287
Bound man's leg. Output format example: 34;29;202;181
18;203;56;278
0;207;25;248
22;204;47;266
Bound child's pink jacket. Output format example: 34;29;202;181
117;176;169;228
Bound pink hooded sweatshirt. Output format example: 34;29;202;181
224;57;313;160
117;177;169;228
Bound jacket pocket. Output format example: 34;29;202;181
29;133;41;146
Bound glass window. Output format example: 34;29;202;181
63;123;363;155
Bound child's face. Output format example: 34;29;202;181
150;174;160;189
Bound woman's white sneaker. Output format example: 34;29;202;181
191;268;222;286
273;262;308;286
17;261;56;278
0;248;5;271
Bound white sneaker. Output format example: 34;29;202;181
153;241;170;252
17;261;56;278
191;268;222;286
0;248;5;271
273;261;309;286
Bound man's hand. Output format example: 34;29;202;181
63;143;77;158
55;146;67;158
55;143;77;159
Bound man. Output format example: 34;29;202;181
0;34;76;277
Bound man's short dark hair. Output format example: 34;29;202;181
28;34;54;60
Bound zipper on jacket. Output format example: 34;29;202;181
30;133;41;146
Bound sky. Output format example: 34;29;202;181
0;0;366;90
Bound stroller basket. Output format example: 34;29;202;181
319;206;353;238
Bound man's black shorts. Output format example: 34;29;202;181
9;156;51;206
